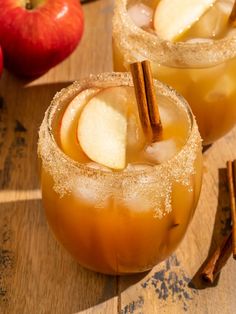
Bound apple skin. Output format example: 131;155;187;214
0;0;84;78
0;46;3;77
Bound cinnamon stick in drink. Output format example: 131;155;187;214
142;60;162;141
130;62;152;140
130;60;162;142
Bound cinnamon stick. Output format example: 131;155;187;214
130;62;152;140
141;60;162;141
130;61;162;142
201;232;232;283
233;160;236;259
201;159;236;283
229;1;236;26
233;159;236;187
227;160;236;258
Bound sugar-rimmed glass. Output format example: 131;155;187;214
38;72;202;275
113;0;236;144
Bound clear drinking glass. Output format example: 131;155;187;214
38;72;202;275
113;0;236;145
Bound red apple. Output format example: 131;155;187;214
0;0;84;78
0;46;3;77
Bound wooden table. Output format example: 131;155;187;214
0;1;236;313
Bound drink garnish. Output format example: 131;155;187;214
60;88;100;162
77;87;128;170
153;0;217;41
130;60;162;142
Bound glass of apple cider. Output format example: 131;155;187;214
38;72;202;275
113;0;236;145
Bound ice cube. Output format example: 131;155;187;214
217;0;232;15
87;162;112;172
187;1;230;39
128;3;153;28
159;105;176;127
126;113;145;152
123;182;152;212
145;139;177;163
73;177;101;204
123;192;151;212
225;28;236;38
189;63;225;83
125;163;153;171
185;38;214;44
205;74;235;102
73;176;110;207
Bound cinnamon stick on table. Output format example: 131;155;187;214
227;160;236;258
130;60;162;142
201;159;236;283
201;232;232;283
233;160;236;237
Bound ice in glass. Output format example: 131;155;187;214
113;0;236;144
38;72;202;275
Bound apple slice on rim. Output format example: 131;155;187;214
153;0;217;41
77;87;129;170
60;88;100;162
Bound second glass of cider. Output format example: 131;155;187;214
113;0;236;144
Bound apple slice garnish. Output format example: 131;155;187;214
77;87;129;170
60;88;100;162
153;0;217;41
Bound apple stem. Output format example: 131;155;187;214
25;0;33;10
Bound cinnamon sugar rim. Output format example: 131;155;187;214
113;0;236;67
38;72;201;181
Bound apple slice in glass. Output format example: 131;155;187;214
153;0;217;41
77;87;129;170
60;88;100;162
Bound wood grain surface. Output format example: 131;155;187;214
0;1;236;313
